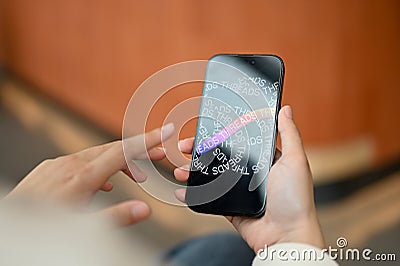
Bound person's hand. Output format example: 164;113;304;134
5;123;175;227
174;106;325;253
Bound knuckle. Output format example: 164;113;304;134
67;153;80;161
114;140;123;146
77;163;94;178
39;158;55;168
53;156;67;164
55;154;76;164
97;143;111;153
67;167;90;184
113;141;123;153
60;172;75;182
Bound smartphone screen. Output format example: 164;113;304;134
186;54;284;217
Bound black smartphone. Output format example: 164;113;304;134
186;54;284;217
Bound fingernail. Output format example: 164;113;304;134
130;167;147;182
135;173;147;182
179;164;190;171
174;188;186;203
156;146;166;153
178;138;192;151
284;105;293;119
131;202;150;222
178;140;183;151
162;123;175;142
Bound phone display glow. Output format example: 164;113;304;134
186;54;284;217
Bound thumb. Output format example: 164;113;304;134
96;201;151;227
278;105;305;158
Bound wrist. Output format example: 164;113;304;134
276;214;325;249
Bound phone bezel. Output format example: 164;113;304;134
186;53;285;217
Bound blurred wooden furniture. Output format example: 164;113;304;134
1;0;399;182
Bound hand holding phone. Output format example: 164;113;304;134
174;106;326;253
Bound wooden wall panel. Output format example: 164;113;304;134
0;0;5;64
1;0;399;164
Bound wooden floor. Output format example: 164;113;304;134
1;79;399;265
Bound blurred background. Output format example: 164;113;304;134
0;0;399;265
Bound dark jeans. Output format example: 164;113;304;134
164;232;255;266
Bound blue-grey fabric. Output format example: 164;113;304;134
164;232;255;266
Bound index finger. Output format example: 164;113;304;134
73;141;117;162
125;123;175;159
85;124;175;188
